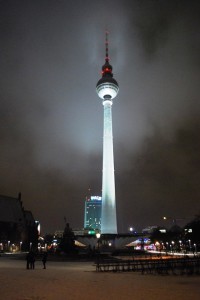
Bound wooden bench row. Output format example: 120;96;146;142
95;257;200;275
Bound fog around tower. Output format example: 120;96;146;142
0;0;200;233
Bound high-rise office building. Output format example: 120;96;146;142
96;32;119;234
84;196;102;230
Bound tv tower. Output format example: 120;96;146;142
96;32;119;234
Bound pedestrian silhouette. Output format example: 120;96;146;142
30;251;36;269
26;252;31;269
26;251;35;269
42;251;48;269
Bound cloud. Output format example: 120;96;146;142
117;115;200;231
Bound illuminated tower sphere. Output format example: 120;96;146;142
96;32;119;234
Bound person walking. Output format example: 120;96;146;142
42;251;48;269
26;251;31;269
29;251;36;269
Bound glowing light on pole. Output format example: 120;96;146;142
8;240;10;252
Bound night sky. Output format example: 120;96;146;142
0;0;200;234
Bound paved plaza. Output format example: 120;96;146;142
0;256;200;300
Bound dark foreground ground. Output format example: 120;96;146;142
0;256;200;300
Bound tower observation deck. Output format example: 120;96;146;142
96;32;119;234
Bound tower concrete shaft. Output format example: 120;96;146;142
101;99;117;234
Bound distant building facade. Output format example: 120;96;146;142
0;193;38;251
84;196;102;231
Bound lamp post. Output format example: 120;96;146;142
166;242;169;255
179;240;182;252
96;233;101;251
188;240;191;252
8;240;10;252
171;241;175;254
96;233;101;268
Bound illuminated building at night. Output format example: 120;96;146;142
84;196;102;230
96;33;119;234
0;193;38;251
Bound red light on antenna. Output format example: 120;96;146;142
105;68;111;73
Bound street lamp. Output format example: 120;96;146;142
171;241;175;253
8;240;10;252
188;240;191;252
155;241;160;251
179;240;182;252
166;242;169;254
96;233;101;251
129;227;134;233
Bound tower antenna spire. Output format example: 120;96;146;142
105;30;109;62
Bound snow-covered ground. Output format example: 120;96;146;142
0;256;200;300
